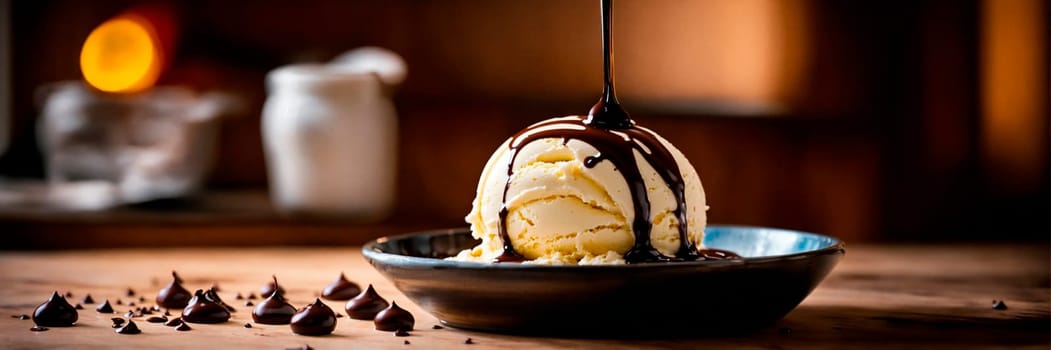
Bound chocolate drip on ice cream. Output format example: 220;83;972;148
494;0;740;264
496;117;705;263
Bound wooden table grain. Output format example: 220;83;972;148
0;243;1047;349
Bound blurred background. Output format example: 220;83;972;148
0;0;1046;249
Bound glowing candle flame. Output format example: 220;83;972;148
79;14;162;93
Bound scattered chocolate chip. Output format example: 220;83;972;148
175;322;192;331
375;301;415;332
992;300;1008;310
157;271;192;309
126;288;136;297
13;314;30;320
335;313;343;318
164;310;171;316
779;327;793;334
124;311;137;318
129;302;137;307
64;291;73;298
164;318;182;327
74;303;84;310
115;299;123;305
321;272;362;301
247;293;257;300
345;284;389;320
260;276;286;298
111;317;125;326
30;326;49;332
394;329;410;337
116;320;141;334
33;291;79;327
244;323;252;328
235;293;244;300
182;289;232;324
210;283;221;292
431;325;443;330
290;299;337;336
252;279;296;325
96;300;115;313
81;294;94;304
147;316;168;323
138;296;145;303
464;338;473;344
245;300;254;307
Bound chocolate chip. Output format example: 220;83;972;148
165;318;182;327
431;325;442;330
175;322;192;331
126;288;136;297
404;340;410;345
147;316;168;323
244;300;254;306
30;326;49;332
13;314;30;320
235;293;244;300
74;303;84;310
65;291;73;298
464;338;473;344
244;323;252;328
992;300;1008;310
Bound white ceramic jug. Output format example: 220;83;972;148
262;48;405;221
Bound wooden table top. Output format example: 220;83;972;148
0;243;1047;349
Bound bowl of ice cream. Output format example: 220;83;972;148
363;225;844;336
364;114;844;336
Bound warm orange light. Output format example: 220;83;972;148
80;14;162;93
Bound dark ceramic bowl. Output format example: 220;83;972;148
363;225;845;337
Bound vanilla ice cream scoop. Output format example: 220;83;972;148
454;115;717;265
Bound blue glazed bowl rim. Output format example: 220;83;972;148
363;224;846;270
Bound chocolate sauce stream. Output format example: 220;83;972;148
586;0;631;129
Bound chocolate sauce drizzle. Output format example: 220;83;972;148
494;0;739;264
32;291;78;327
